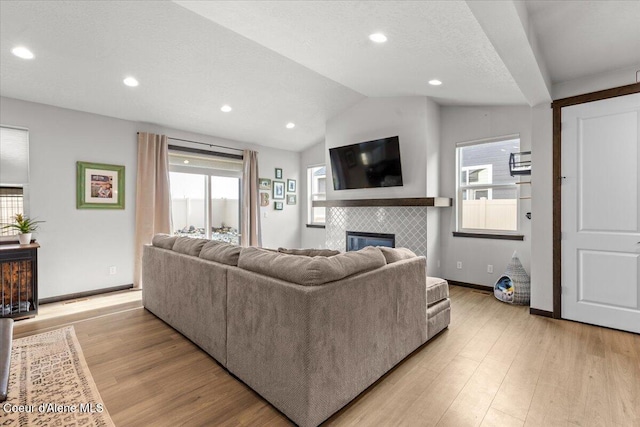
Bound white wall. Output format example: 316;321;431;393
1;96;300;299
425;98;442;276
325;97;429;200
1;97;137;299
256;147;301;249
439;105;532;287
530;103;553;311
552;64;640;100
300;140;326;248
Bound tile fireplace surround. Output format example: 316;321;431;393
326;206;429;255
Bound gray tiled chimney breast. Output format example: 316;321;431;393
326;206;428;256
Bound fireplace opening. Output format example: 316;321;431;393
346;231;395;252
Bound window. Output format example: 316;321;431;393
0;187;24;236
307;165;326;225
456;136;520;233
0;126;29;238
168;151;242;244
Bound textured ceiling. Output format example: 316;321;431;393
525;0;640;83
0;0;364;151
2;1;637;152
175;0;527;105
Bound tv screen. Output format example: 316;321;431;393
329;136;403;190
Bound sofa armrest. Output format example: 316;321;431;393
226;256;426;427
0;318;14;402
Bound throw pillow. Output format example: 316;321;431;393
379;247;417;264
172;237;209;257
199;241;242;266
151;234;178;250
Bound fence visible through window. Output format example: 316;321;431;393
457;136;520;233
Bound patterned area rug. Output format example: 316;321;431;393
2;326;114;426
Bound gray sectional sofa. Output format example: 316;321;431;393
142;235;450;427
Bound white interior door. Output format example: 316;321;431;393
561;92;640;333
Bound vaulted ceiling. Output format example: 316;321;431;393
1;1;638;151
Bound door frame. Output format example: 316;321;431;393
551;82;640;319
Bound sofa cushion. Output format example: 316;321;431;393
0;318;13;402
426;277;449;306
172;237;209;257
199;241;242;266
152;233;178;250
277;247;340;257
379;247;417;264
238;246;386;286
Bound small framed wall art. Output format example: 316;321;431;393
274;201;284;210
77;161;125;209
287;179;296;193
287;194;297;205
275;168;283;179
273;181;285;200
259;178;272;190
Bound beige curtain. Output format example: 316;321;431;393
134;132;171;288
241;150;262;247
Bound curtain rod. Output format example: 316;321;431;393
136;132;244;152
168;136;245;152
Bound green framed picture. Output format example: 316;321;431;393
272;181;285;200
274;201;284;210
77;161;125;209
258;178;271;190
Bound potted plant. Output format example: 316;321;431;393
2;213;44;245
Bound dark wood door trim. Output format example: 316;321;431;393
551;82;640;319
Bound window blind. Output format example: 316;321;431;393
0;126;30;185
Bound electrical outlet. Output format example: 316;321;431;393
456;261;462;269
263;211;268;218
487;264;493;274
109;266;117;275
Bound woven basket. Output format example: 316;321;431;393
494;251;530;305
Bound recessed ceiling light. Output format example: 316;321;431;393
123;77;139;87
369;33;387;43
11;46;34;59
286;122;295;129
428;79;442;86
221;105;232;113
183;160;190;164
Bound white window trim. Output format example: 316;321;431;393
307;163;326;226
455;135;521;235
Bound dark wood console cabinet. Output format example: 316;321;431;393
0;243;39;320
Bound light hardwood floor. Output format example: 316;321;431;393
12;286;640;426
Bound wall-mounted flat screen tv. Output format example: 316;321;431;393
329;136;403;190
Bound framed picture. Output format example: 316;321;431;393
287;179;296;193
273;181;285;200
287;194;297;205
260;192;270;207
77;161;125;209
259;178;271;190
274;201;284;210
275;168;283;179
